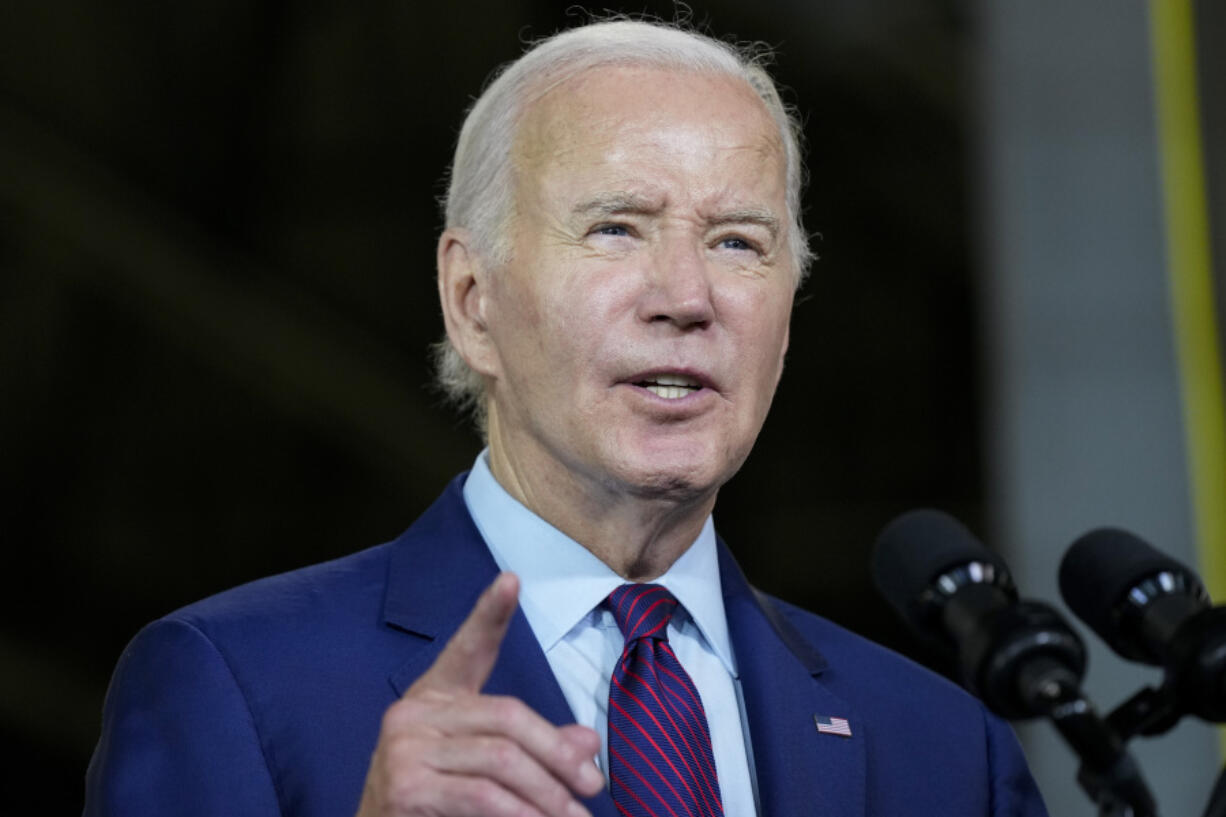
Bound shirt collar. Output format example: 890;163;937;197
461;450;737;675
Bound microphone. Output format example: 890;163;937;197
875;510;1158;816
873;509;1087;719
1060;527;1226;722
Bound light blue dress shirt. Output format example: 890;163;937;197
462;451;759;815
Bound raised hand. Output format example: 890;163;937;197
355;573;604;816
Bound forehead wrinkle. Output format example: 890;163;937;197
511;67;791;247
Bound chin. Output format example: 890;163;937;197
621;471;711;502
608;440;741;503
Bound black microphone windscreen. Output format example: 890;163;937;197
1058;528;1197;645
872;509;1009;627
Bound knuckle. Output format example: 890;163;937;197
381;760;430;807
382;734;420;767
489;695;523;726
547;733;590;777
538;776;574;815
485;736;517;768
554;739;583;767
465;778;513;814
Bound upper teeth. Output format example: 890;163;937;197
642;374;701;399
651;374;700;387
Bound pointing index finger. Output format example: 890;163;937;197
411;572;520;695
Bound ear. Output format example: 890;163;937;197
437;228;499;378
774;317;791;387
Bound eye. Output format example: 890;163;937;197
590;223;632;238
716;235;760;253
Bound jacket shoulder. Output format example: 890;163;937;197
88;541;419;817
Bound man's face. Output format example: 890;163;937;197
479;65;796;505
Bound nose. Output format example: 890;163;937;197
637;238;715;330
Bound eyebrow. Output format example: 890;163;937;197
572;192;662;218
573;195;781;238
707;208;780;239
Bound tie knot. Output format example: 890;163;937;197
607;583;678;643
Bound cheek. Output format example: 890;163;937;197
485;277;551;388
728;284;791;350
507;286;610;396
734;292;793;399
551;274;635;348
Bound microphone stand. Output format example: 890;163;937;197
1019;658;1158;817
1103;685;1226;817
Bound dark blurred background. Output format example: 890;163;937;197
1;1;1221;814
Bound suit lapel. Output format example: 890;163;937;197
720;542;867;817
377;478;862;817
380;475;619;817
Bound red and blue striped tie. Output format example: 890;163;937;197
607;583;724;817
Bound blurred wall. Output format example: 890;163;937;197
980;1;1223;815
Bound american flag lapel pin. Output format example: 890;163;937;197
814;714;852;737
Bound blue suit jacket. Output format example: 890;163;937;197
84;475;1048;816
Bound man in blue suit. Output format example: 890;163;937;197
85;19;1048;817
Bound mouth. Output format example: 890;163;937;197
632;373;705;400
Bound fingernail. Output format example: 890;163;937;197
567;801;593;817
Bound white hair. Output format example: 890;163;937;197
434;18;812;432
